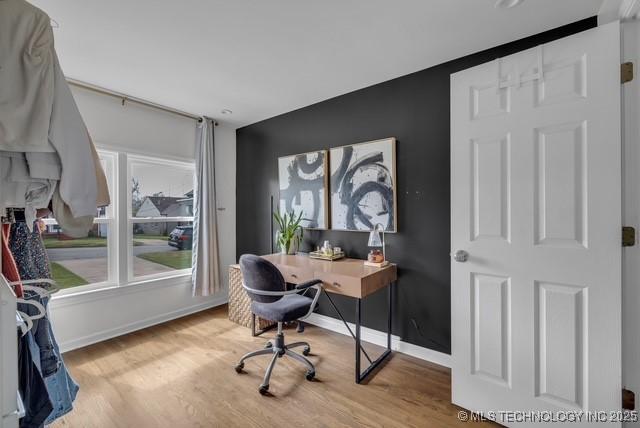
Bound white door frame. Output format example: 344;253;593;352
622;19;640;418
598;3;640;423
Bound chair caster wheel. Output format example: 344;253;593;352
264;342;273;349
297;322;305;333
306;371;315;381
234;363;244;373
259;384;269;395
302;347;310;356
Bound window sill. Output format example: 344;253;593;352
128;269;192;285
51;272;192;308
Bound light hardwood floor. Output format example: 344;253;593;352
51;306;489;428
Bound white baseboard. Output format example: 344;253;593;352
394;339;452;368
304;312;451;368
58;296;228;353
57;299;451;368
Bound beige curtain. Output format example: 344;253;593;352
191;118;221;296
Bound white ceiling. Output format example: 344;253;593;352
30;0;603;127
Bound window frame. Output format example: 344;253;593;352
126;154;196;282
47;150;118;296
47;150;196;296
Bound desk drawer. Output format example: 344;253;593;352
277;264;313;284
317;272;362;298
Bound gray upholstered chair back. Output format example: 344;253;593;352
239;254;286;303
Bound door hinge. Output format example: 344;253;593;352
623;226;636;247
622;62;634;84
623;389;635;410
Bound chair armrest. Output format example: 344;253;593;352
294;279;323;291
297;281;323;321
242;283;300;296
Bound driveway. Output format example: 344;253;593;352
48;241;183;284
47;243;178;261
56;257;174;283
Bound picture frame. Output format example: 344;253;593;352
277;149;329;230
329;137;397;232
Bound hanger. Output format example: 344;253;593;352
16;311;33;336
9;279;59;297
11;279;56;322
13;280;58;335
15;299;46;321
23;279;59;296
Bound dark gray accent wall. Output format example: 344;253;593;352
236;17;597;354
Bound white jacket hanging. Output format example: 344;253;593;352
49;52;98;219
0;0;57;153
0;0;109;237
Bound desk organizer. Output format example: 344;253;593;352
309;251;346;261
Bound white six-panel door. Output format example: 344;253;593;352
451;22;621;426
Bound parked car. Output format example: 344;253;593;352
168;225;193;250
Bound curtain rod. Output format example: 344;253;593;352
66;78;216;125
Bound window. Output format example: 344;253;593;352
129;156;195;281
44;151;195;294
44;151;116;291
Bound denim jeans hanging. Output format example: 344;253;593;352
25;315;80;425
11;220;79;423
17;294;60;377
18;331;53;428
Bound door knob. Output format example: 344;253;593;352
452;250;469;263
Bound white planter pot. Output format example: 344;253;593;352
280;241;298;255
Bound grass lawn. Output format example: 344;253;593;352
137;250;192;270
45;237;145;247
50;262;89;289
44;237;107;249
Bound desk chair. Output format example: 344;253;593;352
235;254;322;395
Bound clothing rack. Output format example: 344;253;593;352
2;208;64;426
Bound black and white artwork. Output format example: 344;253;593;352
278;150;328;229
330;138;396;232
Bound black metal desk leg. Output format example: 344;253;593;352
355;283;393;384
355;298;362;384
323;288;392;384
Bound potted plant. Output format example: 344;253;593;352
273;211;304;255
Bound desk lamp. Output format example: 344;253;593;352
365;223;389;267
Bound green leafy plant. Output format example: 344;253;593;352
274;211;304;254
